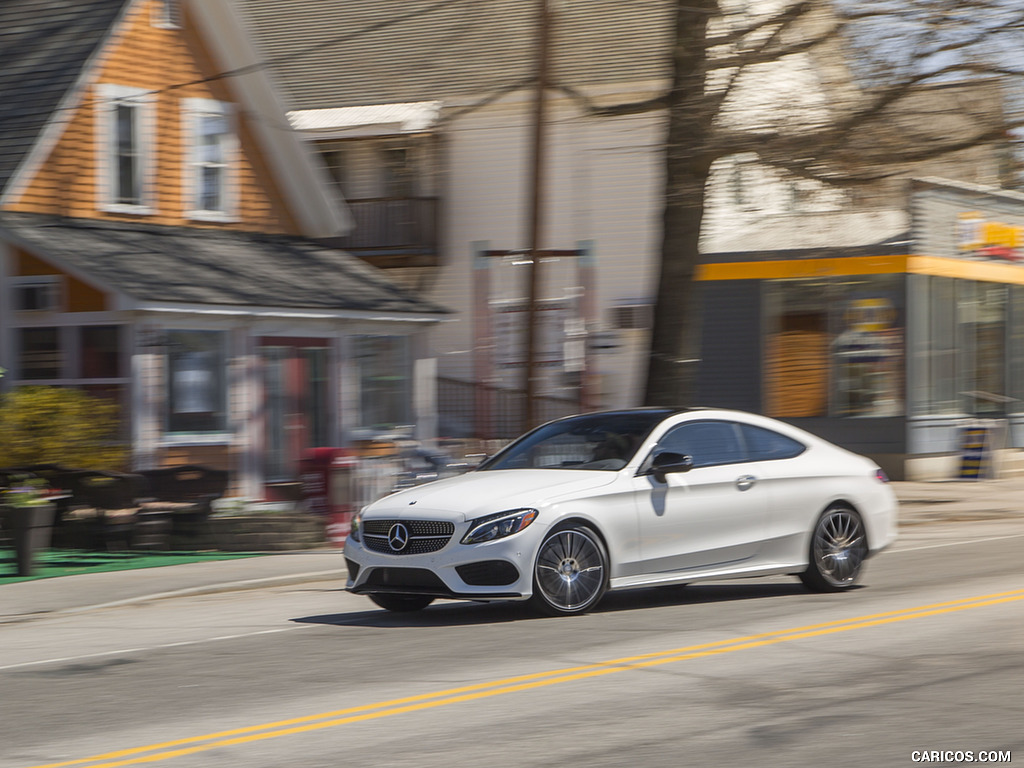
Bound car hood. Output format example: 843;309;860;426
362;469;619;522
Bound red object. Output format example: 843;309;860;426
300;447;359;546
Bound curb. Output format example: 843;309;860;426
0;568;347;624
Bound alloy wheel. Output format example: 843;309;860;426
533;526;607;615
806;507;867;591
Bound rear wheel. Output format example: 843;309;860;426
530;525;608;616
800;505;868;592
369;593;435;612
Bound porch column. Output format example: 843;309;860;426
232;330;263;499
131;322;163;470
0;243;13;389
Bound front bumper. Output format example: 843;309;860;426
343;531;538;601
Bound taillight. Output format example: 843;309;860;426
875;468;890;483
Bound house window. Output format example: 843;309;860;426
153;0;181;28
184;99;237;221
355;335;411;429
381;146;414;197
98;85;152;213
318;141;350;199
166;330;227;433
81;326;123;379
19;328;62;380
14;277;62;312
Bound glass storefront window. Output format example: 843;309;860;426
831;276;904;417
969;283;1008;416
763;280;831;418
355;335;411;429
166;330;226;433
1010;286;1024;414
764;276;904;418
931;277;958;414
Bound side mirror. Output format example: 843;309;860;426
648;451;694;483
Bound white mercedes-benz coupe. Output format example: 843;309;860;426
344;408;898;616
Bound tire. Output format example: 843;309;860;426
369;593;435;612
800;505;868;592
530;524;608;616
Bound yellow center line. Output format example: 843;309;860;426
28;588;1024;768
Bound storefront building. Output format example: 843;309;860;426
696;178;1024;480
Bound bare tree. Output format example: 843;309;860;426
562;0;1024;405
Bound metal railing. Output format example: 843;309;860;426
335;197;438;252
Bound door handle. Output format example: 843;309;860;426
736;475;757;491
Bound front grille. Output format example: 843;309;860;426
364;520;454;536
456;560;520;586
363;518;455;555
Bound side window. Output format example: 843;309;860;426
97;85;153;214
740;424;806;461
183;98;237;221
657;421;745;468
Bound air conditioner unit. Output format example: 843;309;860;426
610;304;653;331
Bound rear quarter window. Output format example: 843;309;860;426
741;424;806;461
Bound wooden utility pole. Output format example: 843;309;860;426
523;0;550;433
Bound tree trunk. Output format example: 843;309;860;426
644;175;707;405
643;0;717;406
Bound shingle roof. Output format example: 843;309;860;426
0;213;448;315
237;0;674;110
0;0;130;195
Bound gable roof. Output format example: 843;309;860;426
0;212;447;317
236;0;675;110
0;0;130;196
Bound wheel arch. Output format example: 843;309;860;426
548;516;611;559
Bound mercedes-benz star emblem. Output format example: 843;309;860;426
388;523;410;552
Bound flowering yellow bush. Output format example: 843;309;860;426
0;386;127;469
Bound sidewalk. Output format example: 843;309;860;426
0;548;345;623
1;477;1022;623
891;476;1024;526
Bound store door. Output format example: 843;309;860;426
261;340;331;485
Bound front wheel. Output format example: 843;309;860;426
800;505;868;592
369;593;435;612
530;525;608;616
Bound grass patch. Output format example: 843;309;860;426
0;548;265;584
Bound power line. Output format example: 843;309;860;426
45;0;475;117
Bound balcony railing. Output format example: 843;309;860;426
333;197;439;265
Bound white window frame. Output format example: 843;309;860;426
164;328;230;438
96;84;155;215
182;98;239;223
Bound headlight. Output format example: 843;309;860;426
349;509;364;543
461;508;538;545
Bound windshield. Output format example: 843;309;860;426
479;411;671;472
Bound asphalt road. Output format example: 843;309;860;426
2;519;1023;768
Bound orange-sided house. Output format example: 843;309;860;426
0;0;447;499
